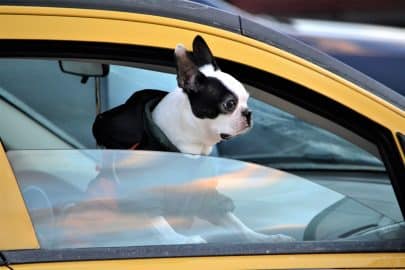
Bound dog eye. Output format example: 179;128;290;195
223;99;236;112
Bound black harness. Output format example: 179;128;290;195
93;89;179;152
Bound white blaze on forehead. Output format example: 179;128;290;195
199;64;249;104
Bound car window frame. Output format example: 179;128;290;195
0;40;404;262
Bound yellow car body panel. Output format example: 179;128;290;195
0;144;39;249
0;5;404;269
10;253;405;270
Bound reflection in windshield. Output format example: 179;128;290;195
9;150;346;249
219;98;384;170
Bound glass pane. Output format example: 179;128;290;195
8;149;404;249
0;60;177;150
106;65;177;109
218;97;384;171
0;59;97;148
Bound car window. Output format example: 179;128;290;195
219;96;384;171
1;58;403;252
7;149;404;249
0;59;178;149
106;65;178;109
0;59;96;148
0;58;387;169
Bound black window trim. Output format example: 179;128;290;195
3;241;405;264
398;133;405;155
0;252;7;266
0;40;404;263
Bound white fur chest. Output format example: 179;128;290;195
152;89;217;155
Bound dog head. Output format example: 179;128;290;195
175;35;252;141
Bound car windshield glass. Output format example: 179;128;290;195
8;149;402;249
218;98;384;171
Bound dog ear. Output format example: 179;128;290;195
175;43;207;93
192;35;219;70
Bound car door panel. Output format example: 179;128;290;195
0;4;404;270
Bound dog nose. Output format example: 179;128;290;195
242;109;252;126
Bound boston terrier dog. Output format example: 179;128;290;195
93;36;252;155
152;36;252;155
91;36;294;244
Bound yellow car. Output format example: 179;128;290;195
1;1;404;269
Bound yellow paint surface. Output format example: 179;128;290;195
11;253;405;269
0;144;39;249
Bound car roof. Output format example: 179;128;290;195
1;0;404;110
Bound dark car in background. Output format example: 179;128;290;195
192;0;405;96
282;19;405;96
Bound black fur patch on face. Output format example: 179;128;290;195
185;76;238;119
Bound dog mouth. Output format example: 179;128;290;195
220;133;233;140
220;124;252;141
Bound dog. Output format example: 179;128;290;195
90;35;294;244
93;36;252;155
152;36;252;155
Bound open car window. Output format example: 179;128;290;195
0;59;387;169
1;57;403;253
219;96;384;171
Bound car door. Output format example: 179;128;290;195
0;3;404;270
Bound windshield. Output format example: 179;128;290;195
218;98;384;171
8;150;402;249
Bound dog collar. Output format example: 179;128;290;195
143;97;180;152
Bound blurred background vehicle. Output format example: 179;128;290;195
191;0;405;96
227;0;405;26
